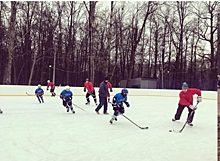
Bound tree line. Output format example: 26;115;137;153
0;1;219;90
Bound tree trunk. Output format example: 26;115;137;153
148;16;152;77
105;1;114;77
3;2;17;84
28;52;37;85
218;13;220;76
209;6;216;90
0;2;4;83
66;2;74;85
89;1;97;83
217;13;220;115
153;29;158;79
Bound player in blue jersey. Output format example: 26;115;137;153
60;85;75;114
109;88;130;124
35;84;44;103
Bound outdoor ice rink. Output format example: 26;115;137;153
0;87;217;161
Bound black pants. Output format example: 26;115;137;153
86;91;97;103
113;106;125;116
95;97;108;113
63;100;72;107
174;104;195;123
50;88;56;96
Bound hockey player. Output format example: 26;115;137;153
35;84;44;103
47;80;56;96
107;81;113;103
110;88;130;124
84;78;97;105
95;77;109;114
60;85;75;114
172;82;202;126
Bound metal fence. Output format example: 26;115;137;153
157;79;218;91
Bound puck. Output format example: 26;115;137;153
169;129;173;132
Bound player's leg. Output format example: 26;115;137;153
172;104;185;121
85;92;90;105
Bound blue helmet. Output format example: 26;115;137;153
121;88;128;94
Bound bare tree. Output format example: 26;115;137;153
84;1;98;83
0;1;218;90
3;2;17;84
192;1;218;90
126;2;157;87
105;1;114;77
218;12;220;75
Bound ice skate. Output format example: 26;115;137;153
85;102;90;105
66;107;69;112
71;108;75;114
103;112;109;115
172;118;176;122
187;122;193;126
110;118;114;124
0;110;3;114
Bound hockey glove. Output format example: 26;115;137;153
60;95;63;99
125;102;130;107
197;96;202;103
112;103;119;111
189;105;197;110
84;88;86;92
110;89;113;92
47;88;49;91
65;97;72;102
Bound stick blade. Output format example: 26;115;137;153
171;129;182;133
140;126;149;130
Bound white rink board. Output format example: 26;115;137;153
0;85;217;100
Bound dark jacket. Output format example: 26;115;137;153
98;81;108;98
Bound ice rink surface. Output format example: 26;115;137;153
0;94;217;161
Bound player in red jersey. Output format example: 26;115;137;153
84;78;97;105
172;82;202;126
107;81;113;102
47;80;56;97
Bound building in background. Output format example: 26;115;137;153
120;77;157;89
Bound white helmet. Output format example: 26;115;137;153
38;84;41;88
65;85;70;90
47;80;50;83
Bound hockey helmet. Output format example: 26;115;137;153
47;80;50;83
38;84;41;88
65;85;70;91
121;88;128;96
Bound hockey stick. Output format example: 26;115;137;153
174;102;199;133
109;102;148;129
122;114;149;130
72;103;86;112
26;92;35;96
